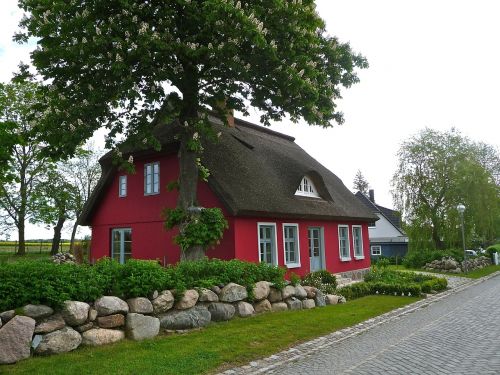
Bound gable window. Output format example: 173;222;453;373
352;225;364;259
258;223;277;265
118;175;127;197
338;225;351;261
295;176;319;198
283;224;300;268
371;245;381;256
111;228;132;264
144;162;159;195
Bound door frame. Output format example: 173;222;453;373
308;226;325;272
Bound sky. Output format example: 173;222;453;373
1;0;499;239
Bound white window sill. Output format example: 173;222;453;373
144;192;160;196
286;263;301;269
372;254;381;256
340;257;352;262
354;256;365;260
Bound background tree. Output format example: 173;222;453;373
0;80;49;255
17;0;367;259
353;169;369;195
392;128;500;250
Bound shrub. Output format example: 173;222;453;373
289;272;301;286
486;244;500;259
337;282;371;300
403;248;464;269
301;270;337;294
420;278;448;293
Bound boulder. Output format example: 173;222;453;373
21;304;53;320
97;314;125;328
175;289;199;310
94;296;129;316
62;301;90;326
253;281;271;301
127;297;153;314
150;290;159;300
271;302;288;312
152;290;175;314
35;313;66;334
198;288;219;302
88;309;98;322
235;302;254;318
0;315;36;364
302;299;316;309
35;327;82;356
325;295;339;305
303;286;316;299
159;306;211;330
295;285;308;300
211;285;222;295
81;328;125;346
0;318;2;329
268;287;282;303
75;322;94;333
253;299;272;313
338;296;347;304
285;297;302;311
219;283;248;303
31;334;43;350
282;285;296;300
0;310;15;323
126;313;160;341
314;289;326;307
208;302;235;322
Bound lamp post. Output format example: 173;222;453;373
457;204;466;273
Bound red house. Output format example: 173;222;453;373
80;116;377;279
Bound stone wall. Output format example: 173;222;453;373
423;256;492;273
0;282;344;365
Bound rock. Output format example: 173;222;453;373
198;288;219;302
175;289;199;310
152;290;175;314
325;294;339;305
253;281;271;301
302;299;316;309
271;302;288;312
159;306;211;330
285;297;302;310
62;301;90;326
127;297;153;314
208;302;235;321
268;287;283;303
211;285;221;295
0;315;36;364
21;304;54;320
35;327;82;356
295;285;308;299
75;322;94;333
314;289;326;307
282;285;296;300
97;314;125;328
94;296;129;316
34;313;66;334
338;296;347;304
0;310;15;323
0;318;2;329
31;334;43;350
219;283;248;302
150;290;159;300
254;299;272;313
81;328;125;346
88;309;98;322
126;313;160;341
302;286;317;299
235;302;254;317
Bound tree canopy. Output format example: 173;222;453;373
353;169;369;195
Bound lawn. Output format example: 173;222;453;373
3;295;418;375
0;253;51;264
387;264;500;279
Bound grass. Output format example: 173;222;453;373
3;295;418;375
387;264;500;279
0;253;51;264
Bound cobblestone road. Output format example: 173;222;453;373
223;273;500;375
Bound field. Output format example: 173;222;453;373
0;241;75;254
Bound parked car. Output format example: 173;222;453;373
465;249;478;257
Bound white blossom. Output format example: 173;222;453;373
128;155;134;163
193;132;199;140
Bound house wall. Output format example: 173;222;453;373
370;243;408;259
234;217;371;277
89;153;235;265
368;213;403;238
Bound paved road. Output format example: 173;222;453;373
267;275;500;375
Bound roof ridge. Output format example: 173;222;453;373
234;117;296;142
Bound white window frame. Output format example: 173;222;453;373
371;245;382;256
352;225;364;259
118;175;127;197
338;224;351;261
111;228;132;264
257;222;278;266
295;176;320;198
144;162;160;195
283;223;301;268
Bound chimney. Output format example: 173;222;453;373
215;99;235;127
369;189;375;203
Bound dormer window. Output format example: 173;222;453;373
295;176;319;198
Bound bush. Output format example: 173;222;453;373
301;270;337;294
486;244;500;259
403;248;464;268
337;282;371;300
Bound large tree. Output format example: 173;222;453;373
353;169;369;195
16;0;367;259
392;128;500;250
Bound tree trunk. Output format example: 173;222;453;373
69;219;78;253
51;215;66;255
17;215;26;256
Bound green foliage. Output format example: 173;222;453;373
486;244;500;257
301;270;337;294
420;278;448;293
289;272;301;286
402;248;464;269
352;170;369;195
375;257;390;269
337;282;372;300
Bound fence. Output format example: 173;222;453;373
0;240;75;254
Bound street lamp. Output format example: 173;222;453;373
457;204;466;273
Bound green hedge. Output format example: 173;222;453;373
0;258;286;311
402;248;464;269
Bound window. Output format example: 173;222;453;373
118;175;127;197
111;228;132;264
258;223;277;265
283;224;300;268
368;220;376;228
371;245;382;256
144;162;159;195
295;176;319;198
352;225;364;259
338;225;351;261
